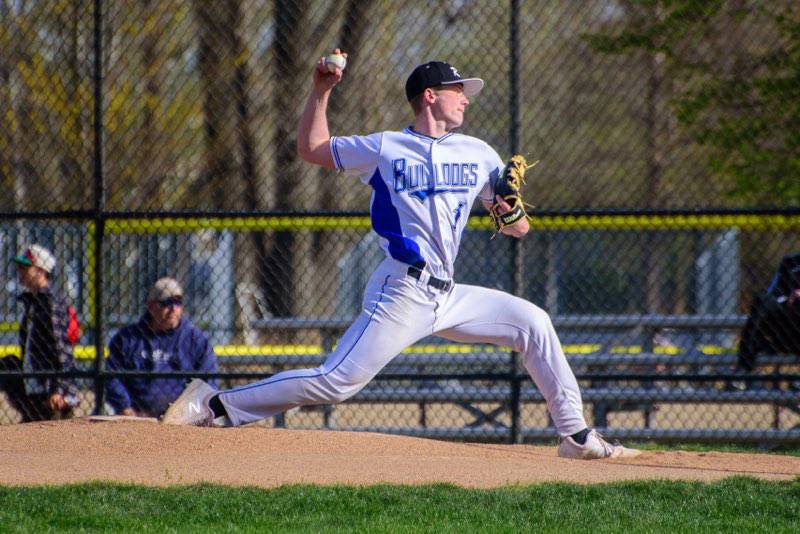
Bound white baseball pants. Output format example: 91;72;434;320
219;258;587;436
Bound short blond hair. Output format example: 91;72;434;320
409;93;425;114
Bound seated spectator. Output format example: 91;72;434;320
105;277;218;418
0;245;78;421
737;253;800;372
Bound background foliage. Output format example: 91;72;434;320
0;1;798;435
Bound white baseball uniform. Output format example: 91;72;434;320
218;127;588;436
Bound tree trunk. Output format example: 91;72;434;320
139;0;166;210
63;0;89;210
196;0;239;207
232;0;272;343
308;0;378;316
195;0;276;342
0;1;14;211
269;0;312;317
644;50;665;315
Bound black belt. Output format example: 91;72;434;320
407;266;452;292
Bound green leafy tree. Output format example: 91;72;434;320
0;0;93;212
586;0;800;207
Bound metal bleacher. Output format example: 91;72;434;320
246;314;800;444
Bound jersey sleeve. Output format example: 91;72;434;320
478;145;505;203
330;132;382;183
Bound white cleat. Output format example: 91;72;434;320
557;429;641;460
212;415;232;428
161;379;217;426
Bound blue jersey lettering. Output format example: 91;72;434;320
400;161;481;201
393;158;406;192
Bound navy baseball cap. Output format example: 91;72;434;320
405;61;484;101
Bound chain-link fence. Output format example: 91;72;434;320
1;0;798;443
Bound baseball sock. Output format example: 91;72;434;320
570;428;591;445
209;394;227;418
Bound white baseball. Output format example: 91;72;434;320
325;53;346;73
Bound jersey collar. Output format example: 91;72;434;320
404;126;455;144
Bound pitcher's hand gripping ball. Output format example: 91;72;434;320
490;155;538;234
325;53;347;73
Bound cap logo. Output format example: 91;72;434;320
405;60;484;101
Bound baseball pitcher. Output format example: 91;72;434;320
163;50;640;460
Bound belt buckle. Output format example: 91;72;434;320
433;277;452;292
408;265;451;292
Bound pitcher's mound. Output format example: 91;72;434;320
0;418;797;487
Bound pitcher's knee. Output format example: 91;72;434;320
520;302;554;334
317;365;375;404
510;303;558;355
320;380;369;404
305;378;361;405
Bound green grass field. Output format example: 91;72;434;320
1;478;798;533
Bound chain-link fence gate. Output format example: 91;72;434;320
1;0;799;443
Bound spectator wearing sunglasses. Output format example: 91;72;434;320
105;277;218;418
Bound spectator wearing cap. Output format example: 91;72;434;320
0;244;79;421
105;277;218;418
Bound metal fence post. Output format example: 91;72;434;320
90;0;106;415
509;0;523;444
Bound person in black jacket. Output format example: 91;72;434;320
737;253;800;372
0;245;78;421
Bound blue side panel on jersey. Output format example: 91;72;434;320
368;169;425;266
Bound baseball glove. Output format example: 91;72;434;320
490;155;538;235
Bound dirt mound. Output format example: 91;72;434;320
0;418;797;488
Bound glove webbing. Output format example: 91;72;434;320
490;156;538;237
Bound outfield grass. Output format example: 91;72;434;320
1;477;798;533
